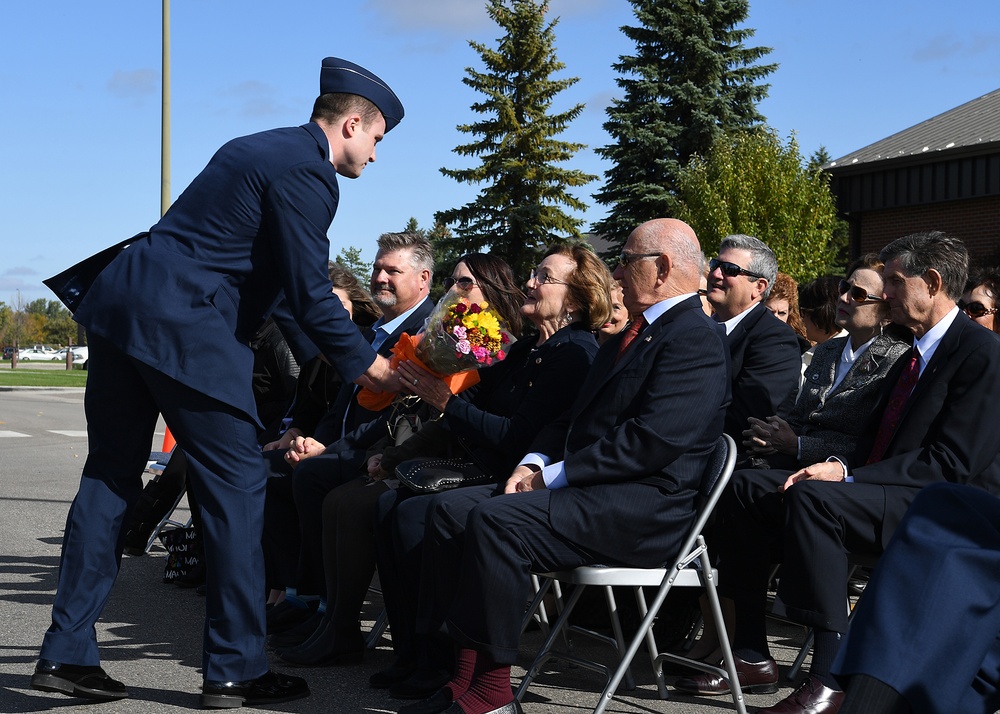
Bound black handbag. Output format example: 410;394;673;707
158;525;201;584
395;457;494;494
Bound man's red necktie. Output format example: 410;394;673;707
615;316;647;363
866;350;920;464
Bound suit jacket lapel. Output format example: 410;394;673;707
572;296;696;416
906;316;963;406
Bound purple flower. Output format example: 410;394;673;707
456;339;472;355
453;325;467;340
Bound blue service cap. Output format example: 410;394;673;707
320;57;404;132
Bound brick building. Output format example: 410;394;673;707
825;88;1000;263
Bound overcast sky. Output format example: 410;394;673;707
2;0;998;303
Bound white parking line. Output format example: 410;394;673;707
48;430;90;437
0;431;31;437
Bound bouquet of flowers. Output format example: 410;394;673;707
357;292;516;411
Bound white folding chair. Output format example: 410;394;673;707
515;434;746;714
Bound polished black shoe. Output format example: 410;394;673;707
369;657;418;689
201;670;309;709
442;700;523;714
31;659;128;701
390;667;453;699
673;654;779;695
398;687;453;714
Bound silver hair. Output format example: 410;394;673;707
719;234;778;299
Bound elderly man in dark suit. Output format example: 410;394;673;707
33;58;404;707
404;218;730;714
705;234;801;462
678;232;1000;714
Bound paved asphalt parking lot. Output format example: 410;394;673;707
0;386;811;713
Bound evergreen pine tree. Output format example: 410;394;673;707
435;0;597;280
591;0;777;253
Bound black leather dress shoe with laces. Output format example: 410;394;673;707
201;670;309;709
31;659;128;701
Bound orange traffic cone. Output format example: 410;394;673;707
162;426;176;453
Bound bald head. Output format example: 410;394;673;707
613;219;704;314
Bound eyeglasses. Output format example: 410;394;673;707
839;279;885;304
959;300;999;319
529;268;569;286
618;252;661;268
443;276;477;291
709;258;766;281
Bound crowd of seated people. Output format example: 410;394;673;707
673;252;912;672
262;231;434;621
144;223;999;714
367;245;614;702
272;251;532;666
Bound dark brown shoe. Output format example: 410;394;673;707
758;675;844;713
672;655;778;696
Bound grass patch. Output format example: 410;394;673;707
0;365;88;387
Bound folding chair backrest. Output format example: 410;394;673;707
671;433;737;566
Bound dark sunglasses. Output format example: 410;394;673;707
709;258;765;280
959;300;999;319
838;279;884;304
443;276;477;291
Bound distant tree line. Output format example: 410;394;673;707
1;295;79;350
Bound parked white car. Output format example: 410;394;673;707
17;347;55;361
50;346;89;363
71;346;89;368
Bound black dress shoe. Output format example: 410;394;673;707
201;670;309;708
673;654;779;695
390;667;453;699
442;700;523;714
398;687;453;714
369;657;417;689
758;674;845;713
31;659;128;701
